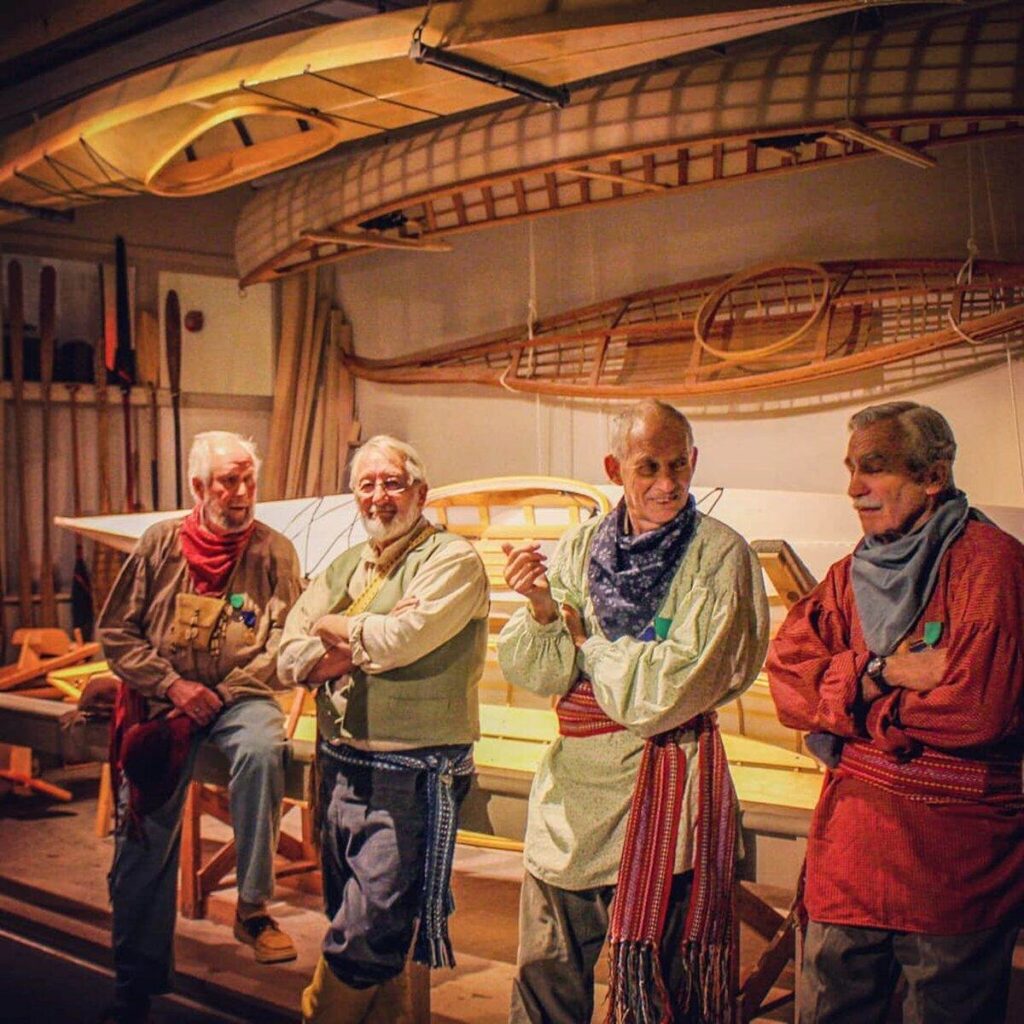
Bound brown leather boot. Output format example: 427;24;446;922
301;956;378;1024
234;911;297;964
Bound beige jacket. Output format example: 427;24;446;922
98;517;302;708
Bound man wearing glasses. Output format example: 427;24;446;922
278;435;489;1023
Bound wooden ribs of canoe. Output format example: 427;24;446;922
235;3;1024;284
0;1;871;224
341;259;1024;398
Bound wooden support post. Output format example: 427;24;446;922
95;762;115;837
409;962;430;1024
179;781;204;918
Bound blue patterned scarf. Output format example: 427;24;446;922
587;496;698;641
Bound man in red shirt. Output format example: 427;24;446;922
767;401;1024;1023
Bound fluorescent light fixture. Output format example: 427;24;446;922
831;119;936;169
409;38;569;108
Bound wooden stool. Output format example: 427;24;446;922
178;688;319;919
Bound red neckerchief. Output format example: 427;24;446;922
179;505;255;595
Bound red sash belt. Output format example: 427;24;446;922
555;678;736;1023
838;740;1024;808
556;678;626;737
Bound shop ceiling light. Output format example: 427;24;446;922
408;38;569;108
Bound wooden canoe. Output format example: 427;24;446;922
0;1;888;227
236;2;1024;284
339;258;1024;398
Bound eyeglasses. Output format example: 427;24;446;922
355;476;411;497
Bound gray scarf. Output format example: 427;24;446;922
851;490;985;655
807;491;983;769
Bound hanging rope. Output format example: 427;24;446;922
948;145;981;346
78;137;148;192
527;220;546;474
411;0;438;48
951;142;1024;497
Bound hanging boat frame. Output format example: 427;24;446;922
338;258;1024;399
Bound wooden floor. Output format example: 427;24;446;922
2;765;1020;1023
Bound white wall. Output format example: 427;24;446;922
335;137;1024;506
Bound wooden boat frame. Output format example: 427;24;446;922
338;258;1024;399
1;1;890;225
236;2;1024;283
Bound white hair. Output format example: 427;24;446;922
609;399;694;459
349;435;428;488
187;431;261;499
849;402;957;486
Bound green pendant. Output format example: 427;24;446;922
923;621;943;646
229;593;245;610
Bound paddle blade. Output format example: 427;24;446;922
72;555;96;641
165;289;182;390
114;236;135;388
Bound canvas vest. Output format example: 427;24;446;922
315;530;486;746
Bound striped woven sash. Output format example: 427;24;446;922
556;678;626;737
555;678;736;1024
320;741;474;969
838;741;1024;808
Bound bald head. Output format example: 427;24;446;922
605;400;697;535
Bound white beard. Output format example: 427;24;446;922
362;501;422;545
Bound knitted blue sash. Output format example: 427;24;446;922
319;741;474;968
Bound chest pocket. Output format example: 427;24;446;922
171;592;228;655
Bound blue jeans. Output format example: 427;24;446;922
109;697;286;1002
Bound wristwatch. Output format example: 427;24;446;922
865;655;888;684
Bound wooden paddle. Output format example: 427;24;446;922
165;289;184;508
38;265;58;625
8;260;33;628
92;266;121;610
67;383;95;640
112;237;137;512
134;307;161;509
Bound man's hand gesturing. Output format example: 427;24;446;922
167;678;223;726
502;542;558;624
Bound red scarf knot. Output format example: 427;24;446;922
179;506;254;595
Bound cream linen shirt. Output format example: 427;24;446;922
497;512;769;890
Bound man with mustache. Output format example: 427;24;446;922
768;402;1024;1023
278;435;489;1023
99;431;303;1024
499;399;769;1023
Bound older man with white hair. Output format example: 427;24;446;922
769;401;1024;1023
278;434;489;1024
99;430;302;1024
499;400;769;1024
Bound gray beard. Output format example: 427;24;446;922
362;503;421;545
204;503;254;534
